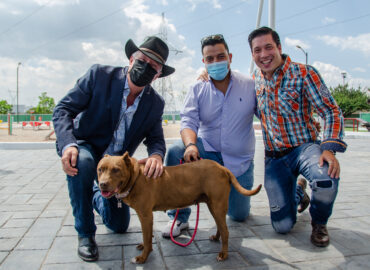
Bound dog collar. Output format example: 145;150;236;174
115;190;130;199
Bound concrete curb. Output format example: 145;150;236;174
1;132;368;150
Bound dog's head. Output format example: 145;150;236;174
96;152;138;199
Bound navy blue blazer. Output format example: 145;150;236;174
53;64;166;158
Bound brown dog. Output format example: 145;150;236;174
97;152;261;264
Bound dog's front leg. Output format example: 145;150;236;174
131;211;153;264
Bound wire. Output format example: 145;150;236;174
278;0;339;22
284;12;370;37
0;0;52;38
176;1;247;30
27;7;123;55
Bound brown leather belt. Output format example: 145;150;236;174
265;147;296;159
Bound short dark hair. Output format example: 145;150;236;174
248;26;281;51
201;34;229;54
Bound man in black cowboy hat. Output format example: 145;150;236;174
53;36;175;262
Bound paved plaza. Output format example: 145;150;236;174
0;136;369;269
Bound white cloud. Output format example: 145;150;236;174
186;0;222;11
353;67;366;73
313;61;370;89
33;0;80;6
317;33;370;56
285;37;310;50
322;17;336;25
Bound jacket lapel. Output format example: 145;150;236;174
123;85;153;148
110;67;127;132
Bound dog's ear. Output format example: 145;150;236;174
104;154;110;158
122;152;131;167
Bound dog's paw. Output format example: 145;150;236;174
209;235;220;241
131;255;146;264
216;251;228;261
136;243;144;250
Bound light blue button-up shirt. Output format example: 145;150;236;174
181;71;256;177
104;78;144;155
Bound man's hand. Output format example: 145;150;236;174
138;154;163;179
61;146;79;176
319;150;340;179
183;145;200;163
197;69;209;82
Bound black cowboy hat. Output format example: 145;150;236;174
125;36;175;77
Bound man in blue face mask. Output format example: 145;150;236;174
161;34;258;238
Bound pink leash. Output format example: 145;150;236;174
170;157;201;247
170;203;200;247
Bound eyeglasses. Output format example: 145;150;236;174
200;34;225;46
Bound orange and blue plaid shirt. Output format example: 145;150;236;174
253;55;347;153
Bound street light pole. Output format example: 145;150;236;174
296;45;308;65
341;72;347;85
16;62;21;123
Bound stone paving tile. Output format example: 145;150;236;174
12;210;41;219
42;261;123;270
330;254;370;270
0;250;48;270
2;218;35;228
164;252;249;270
0;238;20;251
0;253;7;265
229;237;287;266
0;213;12;227
15;236;54;250
24;217;63;238
0;227;28;238
123;244;165;269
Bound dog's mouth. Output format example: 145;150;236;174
100;182;124;199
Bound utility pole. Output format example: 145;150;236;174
250;0;275;75
153;12;182;120
16;62;21;123
341;72;347;85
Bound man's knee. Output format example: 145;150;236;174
165;141;184;166
311;178;339;203
271;217;295;234
104;215;130;234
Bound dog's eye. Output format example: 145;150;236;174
112;168;119;174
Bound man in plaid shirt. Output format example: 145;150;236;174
249;27;347;247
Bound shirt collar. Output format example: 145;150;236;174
123;77;144;100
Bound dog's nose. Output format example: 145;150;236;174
99;182;108;189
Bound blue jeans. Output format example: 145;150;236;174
165;138;254;222
66;144;130;237
265;142;339;234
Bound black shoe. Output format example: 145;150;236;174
78;236;99;262
311;222;330;247
297;178;310;213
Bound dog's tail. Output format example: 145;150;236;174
227;170;262;196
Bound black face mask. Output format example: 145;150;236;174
129;59;158;87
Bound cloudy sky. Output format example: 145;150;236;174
1;0;370;110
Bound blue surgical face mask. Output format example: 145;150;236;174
206;60;229;81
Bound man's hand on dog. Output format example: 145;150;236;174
61;146;78;176
184;145;200;163
138;154;163;179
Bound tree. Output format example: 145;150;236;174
0;100;13;114
35;92;55;114
330;84;370;117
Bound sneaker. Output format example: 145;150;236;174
311;222;330;247
297;178;310;213
161;220;189;238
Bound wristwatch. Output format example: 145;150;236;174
185;143;197;149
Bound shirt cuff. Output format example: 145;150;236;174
150;152;164;160
320;139;347;153
62;143;79;155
